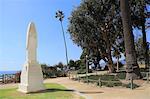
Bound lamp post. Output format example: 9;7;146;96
55;10;69;68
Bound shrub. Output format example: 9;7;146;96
116;72;126;79
124;83;139;89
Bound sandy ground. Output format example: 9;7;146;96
44;77;150;99
1;77;150;99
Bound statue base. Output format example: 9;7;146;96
18;61;45;93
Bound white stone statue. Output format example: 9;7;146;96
18;22;45;93
26;22;37;63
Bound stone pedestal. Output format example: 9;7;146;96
18;61;45;93
18;22;45;93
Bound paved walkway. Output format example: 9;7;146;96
44;77;150;99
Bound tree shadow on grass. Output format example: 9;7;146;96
29;88;75;94
26;89;104;95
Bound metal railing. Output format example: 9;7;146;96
0;74;20;84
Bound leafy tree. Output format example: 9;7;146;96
135;36;144;62
57;62;64;70
68;0;123;73
130;0;150;68
79;49;87;70
41;64;49;75
75;60;82;70
41;64;48;68
69;60;75;68
120;0;141;79
68;59;78;70
135;36;150;66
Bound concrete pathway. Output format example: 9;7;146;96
44;77;150;99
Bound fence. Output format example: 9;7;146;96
0;73;20;84
70;71;150;90
141;72;150;83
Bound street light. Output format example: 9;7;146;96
55;10;69;67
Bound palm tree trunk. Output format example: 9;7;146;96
120;0;141;79
60;21;69;66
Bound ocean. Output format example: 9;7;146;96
0;71;19;75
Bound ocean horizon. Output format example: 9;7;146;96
0;71;20;75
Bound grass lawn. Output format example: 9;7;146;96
0;83;84;99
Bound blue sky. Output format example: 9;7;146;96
0;0;150;71
0;0;82;71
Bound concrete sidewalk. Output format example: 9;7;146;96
44;77;150;99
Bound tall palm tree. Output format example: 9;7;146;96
55;10;69;66
120;0;141;79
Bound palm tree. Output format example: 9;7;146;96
55;10;69;66
120;0;141;79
